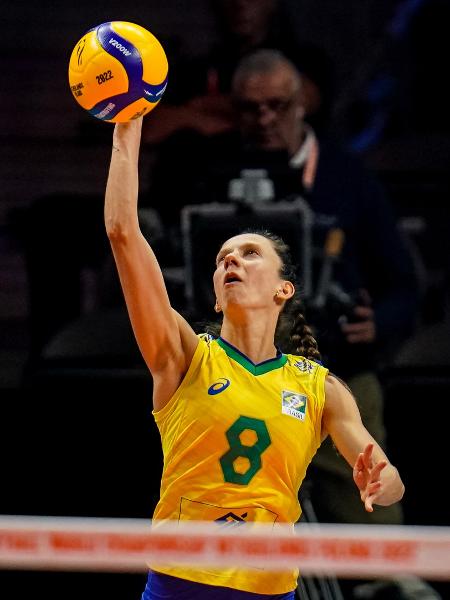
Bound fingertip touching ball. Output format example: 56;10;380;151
68;21;168;122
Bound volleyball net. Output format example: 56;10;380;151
1;515;449;580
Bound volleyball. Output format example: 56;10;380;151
68;21;168;123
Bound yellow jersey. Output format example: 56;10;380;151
151;334;328;594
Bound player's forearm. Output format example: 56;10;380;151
376;463;405;506
104;119;142;240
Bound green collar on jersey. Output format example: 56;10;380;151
217;337;287;375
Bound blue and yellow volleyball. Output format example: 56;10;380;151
68;21;168;122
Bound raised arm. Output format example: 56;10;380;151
104;118;198;410
322;375;405;512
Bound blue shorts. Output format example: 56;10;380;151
141;571;296;599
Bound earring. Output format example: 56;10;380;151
274;290;280;298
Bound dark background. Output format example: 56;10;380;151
0;1;449;598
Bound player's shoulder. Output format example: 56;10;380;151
285;353;325;376
325;372;352;395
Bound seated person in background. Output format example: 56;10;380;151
142;0;334;145
23;193;164;367
22;1;333;367
148;49;420;537
23;193;110;363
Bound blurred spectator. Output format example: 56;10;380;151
142;0;334;145
332;0;450;153
23;193;109;362
22;192;164;366
22;1;334;367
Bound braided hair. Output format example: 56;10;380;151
243;229;321;362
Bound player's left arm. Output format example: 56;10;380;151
322;374;405;512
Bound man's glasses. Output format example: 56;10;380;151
235;96;296;117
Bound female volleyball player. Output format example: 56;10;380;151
104;118;404;599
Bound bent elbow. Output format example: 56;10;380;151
105;209;139;241
105;221;124;242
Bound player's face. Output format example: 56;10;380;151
213;233;283;310
234;65;303;155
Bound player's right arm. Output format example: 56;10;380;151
104;118;199;410
323;375;404;511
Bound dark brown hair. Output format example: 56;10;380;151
255;229;321;362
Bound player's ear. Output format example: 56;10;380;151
275;282;295;301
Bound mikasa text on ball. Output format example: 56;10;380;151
68;21;168;123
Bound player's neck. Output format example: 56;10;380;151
220;317;278;364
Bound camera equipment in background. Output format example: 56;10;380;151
206;148;304;205
181;156;361;362
181;199;314;319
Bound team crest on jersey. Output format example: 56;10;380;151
293;358;315;374
281;390;307;421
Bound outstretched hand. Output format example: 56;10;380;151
353;443;387;512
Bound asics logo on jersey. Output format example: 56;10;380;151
208;378;230;395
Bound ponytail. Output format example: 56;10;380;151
276;297;322;362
